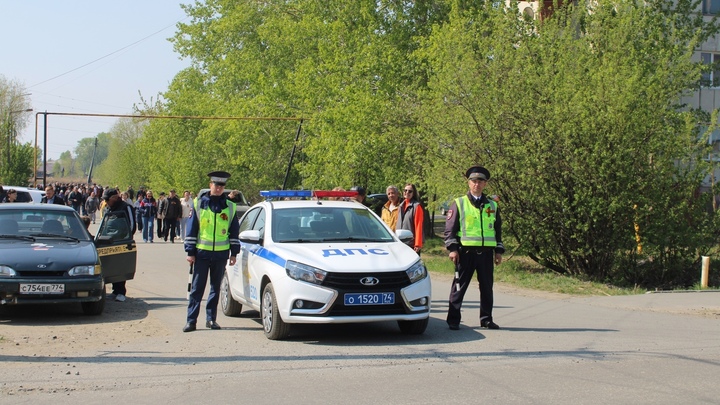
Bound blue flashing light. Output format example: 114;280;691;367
261;190;313;198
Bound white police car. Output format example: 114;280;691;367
220;190;431;340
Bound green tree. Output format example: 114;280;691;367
0;142;34;186
74;133;111;180
55;150;75;178
95;118;149;188
414;0;720;287
0;75;32;184
163;0;449;197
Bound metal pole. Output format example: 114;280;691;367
33;113;38;187
43;112;47;188
281;119;304;190
6;116;10;168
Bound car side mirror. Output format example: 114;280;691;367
396;229;414;243
239;229;261;244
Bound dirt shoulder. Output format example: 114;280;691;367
0;294;168;358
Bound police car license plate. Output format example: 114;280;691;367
344;292;394;306
20;284;65;294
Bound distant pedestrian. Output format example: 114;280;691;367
139;191;158;243
84;192;100;224
164;189;182;243
179;190;192;242
381;185;401;230
156;192;168;240
398;183;425;255
67;186;82;213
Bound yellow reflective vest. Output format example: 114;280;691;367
194;198;236;251
455;195;497;247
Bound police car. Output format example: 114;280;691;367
220;190;431;339
0;203;137;315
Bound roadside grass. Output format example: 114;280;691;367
422;235;642;296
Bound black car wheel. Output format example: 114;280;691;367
81;289;105;316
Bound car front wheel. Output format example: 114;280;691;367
81;289;105;316
261;283;290;340
221;272;243;317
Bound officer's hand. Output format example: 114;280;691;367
187;256;195;264
494;253;502;265
229;256;237;266
449;251;459;265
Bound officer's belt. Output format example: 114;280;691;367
460;246;495;254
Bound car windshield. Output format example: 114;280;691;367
0;209;91;241
272;206;394;243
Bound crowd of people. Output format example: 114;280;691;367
6;182;195;244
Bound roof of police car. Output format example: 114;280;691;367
262;199;366;209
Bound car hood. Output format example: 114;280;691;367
0;240;97;271
265;241;419;272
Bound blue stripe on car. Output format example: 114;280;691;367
246;244;286;267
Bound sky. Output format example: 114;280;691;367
1;1;192;160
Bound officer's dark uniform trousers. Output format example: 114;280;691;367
447;246;495;325
187;249;229;323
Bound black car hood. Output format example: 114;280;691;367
0;239;97;271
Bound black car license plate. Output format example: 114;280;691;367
20;283;65;294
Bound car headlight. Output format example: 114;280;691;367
68;265;101;276
286;260;327;285
406;260;427;284
0;265;17;277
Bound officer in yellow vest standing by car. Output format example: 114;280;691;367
183;171;241;332
445;165;504;331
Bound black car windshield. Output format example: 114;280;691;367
272;206;394;243
0;209;92;241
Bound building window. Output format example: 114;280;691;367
701;52;720;87
703;0;720;14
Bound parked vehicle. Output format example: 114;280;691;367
220;190;431;340
1;185;45;203
0;203;137;315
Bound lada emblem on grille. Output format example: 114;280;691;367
360;277;379;286
37;264;47;269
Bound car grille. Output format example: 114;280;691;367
15;270;66;277
322;271;409;290
322;271;411;316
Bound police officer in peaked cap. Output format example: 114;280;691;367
183;171;240;332
444;165;504;330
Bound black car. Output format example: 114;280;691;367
366;193;387;217
0;204;136;315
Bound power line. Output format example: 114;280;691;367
28;19;185;89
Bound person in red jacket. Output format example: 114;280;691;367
397;183;425;255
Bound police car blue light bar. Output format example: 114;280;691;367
260;190;359;199
261;190;313;198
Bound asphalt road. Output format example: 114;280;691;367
1;231;719;404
